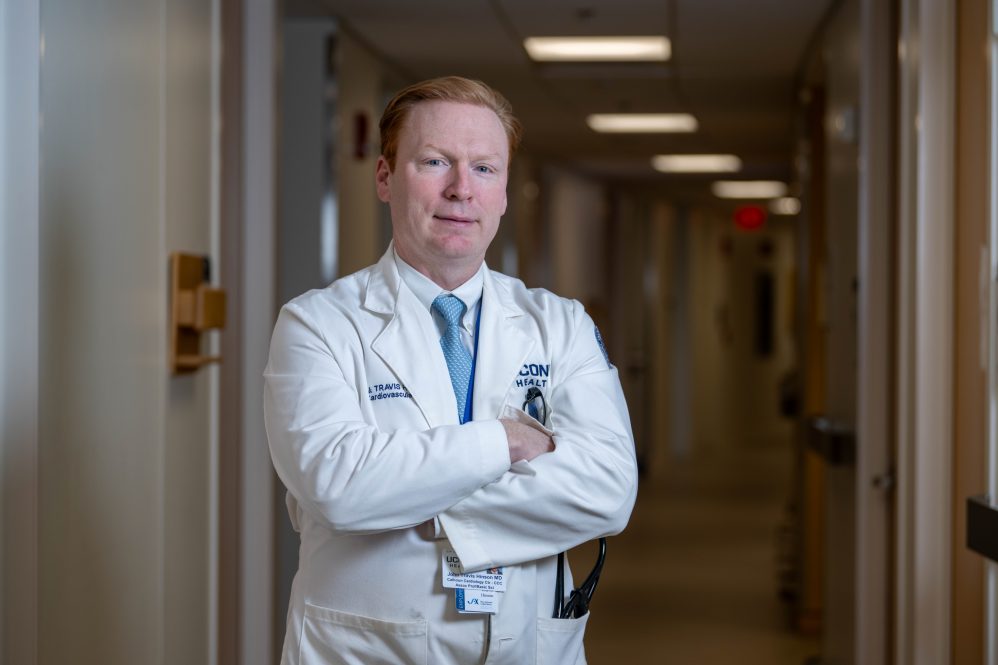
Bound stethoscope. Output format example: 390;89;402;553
555;538;606;619
522;386;548;424
521;388;609;619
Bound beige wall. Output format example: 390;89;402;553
646;203;677;471
689;209;796;453
544;167;608;308
336;31;384;275
1;0;220;662
821;1;861;662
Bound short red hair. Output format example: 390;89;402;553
378;76;522;171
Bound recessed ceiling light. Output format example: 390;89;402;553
587;113;697;133
524;36;671;62
652;154;742;173
712;181;788;199
770;197;802;215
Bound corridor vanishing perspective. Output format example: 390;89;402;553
3;0;997;663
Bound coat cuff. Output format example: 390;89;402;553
437;418;511;571
473;418;511;480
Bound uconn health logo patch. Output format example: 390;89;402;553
516;363;550;388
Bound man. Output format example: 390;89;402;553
265;76;638;665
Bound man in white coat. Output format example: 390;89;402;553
264;76;638;665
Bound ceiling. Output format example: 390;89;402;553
287;0;834;201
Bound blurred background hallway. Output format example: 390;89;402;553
4;0;997;663
581;438;818;663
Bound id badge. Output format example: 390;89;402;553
443;548;505;614
455;588;499;614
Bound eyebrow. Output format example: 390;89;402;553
423;144;506;163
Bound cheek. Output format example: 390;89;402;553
486;188;507;217
404;180;437;209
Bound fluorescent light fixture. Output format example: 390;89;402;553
524;36;671;62
652;154;742;173
770;197;802;215
587;113;697;133
712;180;788;199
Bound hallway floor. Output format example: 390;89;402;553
575;439;820;664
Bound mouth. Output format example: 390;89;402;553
434;214;476;224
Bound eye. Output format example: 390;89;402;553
425;158;446;167
474;164;495;174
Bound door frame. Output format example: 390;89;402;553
1;0;40;663
987;0;998;659
218;0;279;663
951;0;991;661
896;0;956;661
855;0;896;661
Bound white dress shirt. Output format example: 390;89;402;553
394;249;485;355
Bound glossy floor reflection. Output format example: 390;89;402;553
574;440;819;664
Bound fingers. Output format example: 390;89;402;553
500;418;554;464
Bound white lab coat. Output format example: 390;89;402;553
264;247;638;665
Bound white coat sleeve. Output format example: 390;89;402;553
438;304;639;572
264;302;511;534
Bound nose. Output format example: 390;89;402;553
444;167;472;201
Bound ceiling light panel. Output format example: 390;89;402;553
712;181;788;199
524;36;671;62
587;114;697;133
652;154;742;173
770;197;802;214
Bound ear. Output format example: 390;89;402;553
375;156;392;203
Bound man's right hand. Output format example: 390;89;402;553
500;418;555;464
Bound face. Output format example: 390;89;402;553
376;101;509;282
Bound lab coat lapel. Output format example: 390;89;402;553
473;270;534;419
366;251;456;428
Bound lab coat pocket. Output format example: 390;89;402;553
500;403;554;436
535;612;589;664
300;602;427;665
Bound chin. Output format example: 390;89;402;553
434;238;482;260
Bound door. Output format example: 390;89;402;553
3;0;224;662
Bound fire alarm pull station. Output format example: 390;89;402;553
170;252;226;374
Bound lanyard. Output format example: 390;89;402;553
461;302;483;424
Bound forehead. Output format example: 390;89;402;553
399;101;508;157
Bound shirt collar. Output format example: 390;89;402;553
393;249;485;315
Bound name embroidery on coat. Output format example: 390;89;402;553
368;383;412;401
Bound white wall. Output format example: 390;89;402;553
242;1;278;662
0;0;221;662
280;19;336;302
544;167;607;307
2;0;40;662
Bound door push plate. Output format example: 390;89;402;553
170;252;226;374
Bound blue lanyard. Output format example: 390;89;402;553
461;302;483;424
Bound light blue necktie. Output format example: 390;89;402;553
432;294;473;423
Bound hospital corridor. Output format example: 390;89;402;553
2;0;997;663
581;437;820;663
